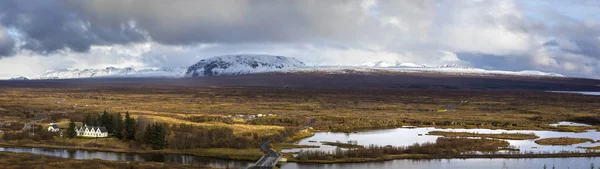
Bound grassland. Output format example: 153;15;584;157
427;131;539;140
0;151;212;169
0;83;599;163
534;137;596;145
0;86;599;133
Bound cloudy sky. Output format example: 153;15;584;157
0;0;599;79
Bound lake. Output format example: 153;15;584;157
548;91;600;96
283;127;600;153
0;146;599;169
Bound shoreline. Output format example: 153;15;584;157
0;142;260;161
2;142;600;164
285;153;600;163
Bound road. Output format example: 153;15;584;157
252;118;316;169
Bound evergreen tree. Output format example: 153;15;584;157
124;112;136;140
144;123;166;150
83;113;96;126
99;110;114;134
67;120;77;138
113;112;124;139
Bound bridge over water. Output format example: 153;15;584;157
250;118;316;169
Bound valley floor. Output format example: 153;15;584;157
0;78;599;166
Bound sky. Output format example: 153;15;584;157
0;0;599;79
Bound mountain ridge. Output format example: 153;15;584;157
10;54;566;80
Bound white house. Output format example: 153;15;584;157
47;123;60;132
75;125;108;138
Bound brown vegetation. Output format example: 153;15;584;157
0;79;599;162
0;84;598;134
320;141;364;148
534;137;595;145
427;131;539;140
295;137;511;160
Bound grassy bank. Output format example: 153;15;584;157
427;131;539;140
320;141;364;148
534;137;595;145
0;151;212;169
579;146;600;150
284;129;315;142
285;152;600;163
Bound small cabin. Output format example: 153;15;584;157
47;123;60;132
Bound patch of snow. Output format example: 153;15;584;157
37;67;187;79
361;61;427;68
8;76;29;80
30;55;564;79
288;66;564;77
185;54;306;77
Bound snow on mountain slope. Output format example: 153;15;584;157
9;76;29;80
361;61;427;68
25;55;564;80
185;54;306;77
37;67;186;79
353;61;563;77
288;66;564;77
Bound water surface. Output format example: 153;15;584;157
280;158;600;169
0;147;254;169
284;127;600;153
549;121;591;127
1;146;599;169
548;91;600;96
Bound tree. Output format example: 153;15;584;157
123;112;136;141
144;123;166;150
67;120;77;138
84;113;97;126
99;110;114;134
113;112;124;139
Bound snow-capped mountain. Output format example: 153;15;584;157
37;67;186;79
9;76;29;80
185;54;306;77
19;55;565;80
360;61;428;68
437;63;472;69
290;66;564;77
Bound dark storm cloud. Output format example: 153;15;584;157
0;0;386;55
66;0;381;45
0;0;146;55
0;26;15;56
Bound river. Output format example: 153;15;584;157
0;146;598;169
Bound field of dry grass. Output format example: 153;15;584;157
0;85;598;133
0;79;598;164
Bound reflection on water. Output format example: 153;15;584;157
1;146;599;169
284;127;600;153
548;91;600;96
0;147;253;169
280;157;600;169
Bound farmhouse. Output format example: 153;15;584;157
47;123;60;132
75;125;108;138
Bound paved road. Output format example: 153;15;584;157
252;118;316;169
